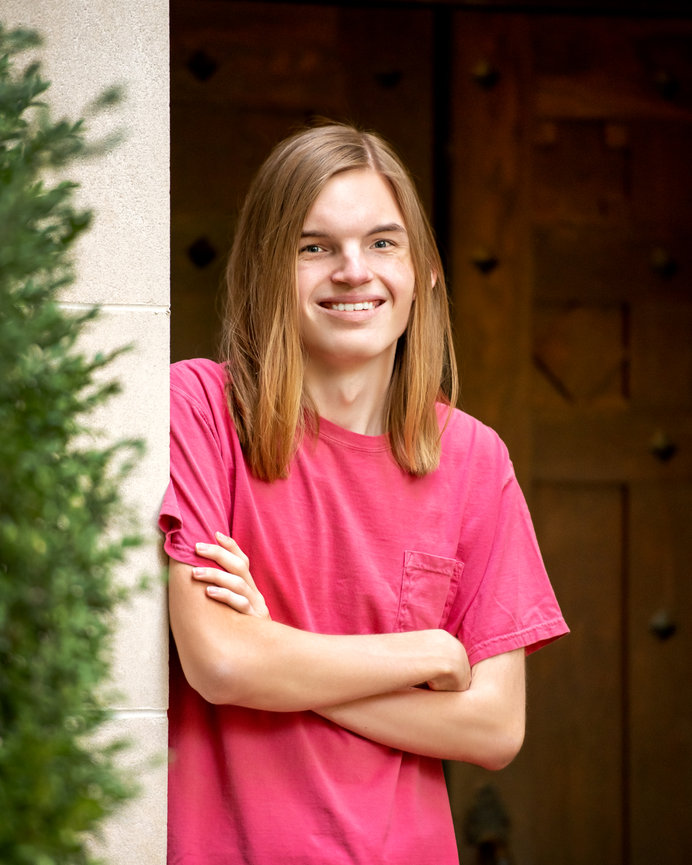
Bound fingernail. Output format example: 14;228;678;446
196;542;209;552
192;567;203;577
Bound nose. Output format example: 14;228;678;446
331;247;373;287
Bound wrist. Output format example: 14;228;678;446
416;629;469;692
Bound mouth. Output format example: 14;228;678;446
319;300;383;312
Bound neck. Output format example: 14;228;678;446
304;358;394;436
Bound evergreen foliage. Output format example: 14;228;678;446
0;24;140;864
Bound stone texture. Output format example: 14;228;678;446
3;0;170;307
90;713;169;865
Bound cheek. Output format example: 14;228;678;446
296;262;325;302
394;294;415;339
392;259;416;296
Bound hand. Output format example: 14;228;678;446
425;630;471;692
192;532;271;619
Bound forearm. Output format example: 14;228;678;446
316;650;526;769
189;616;460;712
170;559;467;712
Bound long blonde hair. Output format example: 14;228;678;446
219;123;458;481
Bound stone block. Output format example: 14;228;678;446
3;0;170;308
91;712;169;865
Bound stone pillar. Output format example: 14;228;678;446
3;2;170;862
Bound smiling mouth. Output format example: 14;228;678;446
321;300;382;312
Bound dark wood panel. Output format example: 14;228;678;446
628;483;692;864
628;122;692;229
534;411;692;482
448;12;533;481
529;17;692;863
531;15;692;111
288;0;692;16
458;10;692;863
630;300;692;410
532;119;632;225
533;303;628;410
528;483;625;865
534;225;692;303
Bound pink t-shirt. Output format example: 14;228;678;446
159;358;568;865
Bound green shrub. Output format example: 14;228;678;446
0;24;139;864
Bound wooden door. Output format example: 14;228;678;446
171;4;692;862
448;12;692;864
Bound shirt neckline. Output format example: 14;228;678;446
315;415;391;452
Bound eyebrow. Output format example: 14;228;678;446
300;222;407;238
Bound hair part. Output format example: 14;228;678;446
219;122;458;482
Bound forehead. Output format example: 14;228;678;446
302;169;405;232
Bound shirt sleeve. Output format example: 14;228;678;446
447;426;568;666
158;361;235;567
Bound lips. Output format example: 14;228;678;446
319;299;384;312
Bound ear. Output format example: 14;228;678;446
419;270;436;298
414;271;436;302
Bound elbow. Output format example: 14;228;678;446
187;661;239;706
445;705;525;769
183;654;258;707
479;739;523;772
476;720;525;772
197;675;236;707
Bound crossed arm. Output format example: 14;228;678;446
168;533;526;770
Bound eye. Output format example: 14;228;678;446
299;243;324;254
372;239;393;249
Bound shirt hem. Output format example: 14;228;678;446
466;616;570;667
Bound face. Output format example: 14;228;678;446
296;168;416;379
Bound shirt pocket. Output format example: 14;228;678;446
394;550;464;632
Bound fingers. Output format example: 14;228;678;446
194;539;247;577
192;533;270;620
192;565;250;593
192;566;258;613
206;584;253;613
213;531;249;566
195;534;258;590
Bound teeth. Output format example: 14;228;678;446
327;301;377;311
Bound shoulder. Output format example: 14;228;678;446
434;404;516;499
437;404;511;468
170;359;228;411
171;357;227;392
168;359;235;446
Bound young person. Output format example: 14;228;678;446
159;124;568;865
